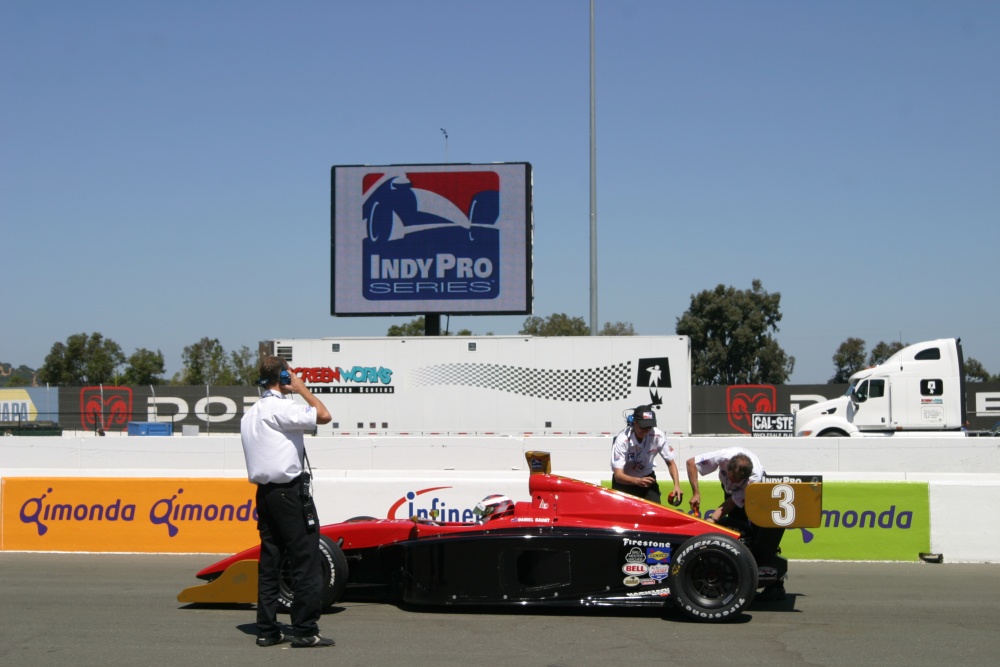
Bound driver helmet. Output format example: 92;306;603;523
473;494;514;523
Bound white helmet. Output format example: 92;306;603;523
473;494;515;523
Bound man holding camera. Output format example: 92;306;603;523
241;356;334;648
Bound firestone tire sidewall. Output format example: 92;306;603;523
669;533;758;623
277;535;349;612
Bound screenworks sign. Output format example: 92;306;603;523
331;163;532;316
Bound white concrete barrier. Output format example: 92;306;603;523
2;435;999;561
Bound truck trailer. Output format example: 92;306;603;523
261;336;692;437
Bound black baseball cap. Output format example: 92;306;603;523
633;405;656;428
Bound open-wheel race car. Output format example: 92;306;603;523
179;452;822;623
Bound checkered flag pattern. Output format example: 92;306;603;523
412;361;633;402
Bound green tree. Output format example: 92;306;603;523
386;317;475;336
121;348;166;385
179;337;230;385
675;279;794;385
519;313;590;336
831;337;866;383
38;332;125;384
387;317;429;336
230;345;260;385
1;363;36;387
868;340;906;366
965;357;993;382
599;321;636;336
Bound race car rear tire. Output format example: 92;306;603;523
277;535;349;612
669;533;758;622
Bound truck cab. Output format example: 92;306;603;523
794;338;967;437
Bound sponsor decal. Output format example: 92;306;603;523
623;576;641;587
751;413;794;437
3;478;258;553
636;357;671;406
0;389;37;422
361;171;501;301
647;563;670;581
625;588;670;598
79;386;133;432
646;546;670;564
762;474;824;484
386;487;478;522
296;365;395;394
625;547;646;563
726;385;777;434
622;537;671;549
821;505;913;529
622;563;648;576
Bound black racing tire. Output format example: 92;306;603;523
344;515;377;522
277;535;349;612
669;533;758;622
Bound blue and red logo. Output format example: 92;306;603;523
361;171;501;301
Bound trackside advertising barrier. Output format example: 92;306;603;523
1;478;258;552
1;476;929;560
601;481;930;562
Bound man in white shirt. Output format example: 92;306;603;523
241;356;333;648
685;446;763;526
610;405;682;505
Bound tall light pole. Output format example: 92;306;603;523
589;0;598;335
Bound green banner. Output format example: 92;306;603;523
602;480;930;562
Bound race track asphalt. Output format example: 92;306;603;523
1;554;998;667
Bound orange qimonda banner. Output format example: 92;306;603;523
1;478;259;553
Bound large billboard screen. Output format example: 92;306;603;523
331;163;532;315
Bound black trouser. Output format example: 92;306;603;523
612;472;661;504
718;488;785;575
255;476;323;638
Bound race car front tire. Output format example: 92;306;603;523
277;535;349;612
669;533;758;622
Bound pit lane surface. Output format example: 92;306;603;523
1;554;998;667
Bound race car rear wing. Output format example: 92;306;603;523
744;474;823;529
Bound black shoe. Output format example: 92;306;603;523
256;633;286;647
292;635;335;648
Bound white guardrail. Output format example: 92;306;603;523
2;435;999;562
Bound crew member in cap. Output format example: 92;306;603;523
610;404;682;504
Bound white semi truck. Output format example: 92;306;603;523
262;336;692;437
794;338;972;437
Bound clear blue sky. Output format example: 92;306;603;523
3;1;998;383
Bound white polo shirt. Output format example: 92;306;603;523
240;391;319;484
611;426;676;478
693;447;764;508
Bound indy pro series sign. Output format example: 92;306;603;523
331;163;532;316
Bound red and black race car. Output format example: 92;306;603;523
179;452;822;623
